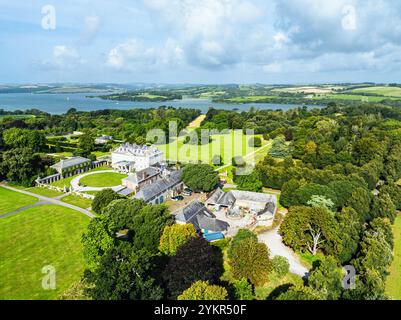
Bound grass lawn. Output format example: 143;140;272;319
158;130;267;165
386;213;401;300
0;204;90;299
297;251;325;270
0;187;38;214
61;195;92;209
79;172;127;187
50;166;112;189
24;187;64;198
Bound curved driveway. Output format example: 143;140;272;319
70;170;123;192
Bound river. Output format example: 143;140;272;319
0;92;321;114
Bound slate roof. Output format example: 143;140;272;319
123;167;160;185
176;201;229;232
118;187;135;196
207;189;274;207
134;170;182;202
51;156;91;171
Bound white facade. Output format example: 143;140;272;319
111;143;164;172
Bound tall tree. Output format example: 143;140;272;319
164;237;223;298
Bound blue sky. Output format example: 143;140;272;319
0;0;401;84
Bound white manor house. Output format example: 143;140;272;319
111;143;165;173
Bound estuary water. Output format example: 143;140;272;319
0;92;320;114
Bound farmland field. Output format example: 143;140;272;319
0;204;89;299
349;86;401;97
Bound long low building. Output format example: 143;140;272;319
50;156;92;177
134;170;183;204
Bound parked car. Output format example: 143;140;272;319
171;195;184;201
183;188;193;196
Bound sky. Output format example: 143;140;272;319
0;0;401;84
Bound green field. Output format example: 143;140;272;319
24;187;64;198
158;130;267;165
61;195;93;209
50;166;112;189
224;96;275;103
350;86;401;98
79;172;127;187
312;93;398;102
0;187;38;214
0;204;89;299
386;213;401;300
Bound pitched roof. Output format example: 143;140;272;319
51;156;91;170
134;170;182;202
176;201;229;232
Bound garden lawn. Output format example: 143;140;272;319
0;204;90;299
158;130;267;165
50;166;112;189
24;187;64;198
0;187;38;215
386;213;401;300
79;172;127;188
61;195;92;209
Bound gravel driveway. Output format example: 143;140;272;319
258;227;309;277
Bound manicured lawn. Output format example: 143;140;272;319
0;204;90;299
24;187;64;198
79;172;127;187
0;187;38;215
158;130;267;165
386;213;401;300
50;166;112;189
61;195;92;209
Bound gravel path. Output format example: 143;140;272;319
258;227;309;277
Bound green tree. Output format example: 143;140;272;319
78;131;95;153
230;237;272;286
92;189;124;214
227;229;258;259
231;278;253;300
178;281;228;300
182;164;219;192
371;192;396;223
81;215;116;271
86;243;164;300
307;256;343;300
249;136;262;148
0;147;43;185
280;206;341;256
271;256;290;278
234;171;263;192
159;224;197;256
346;187;372;222
268;136;291;158
164;237;223;298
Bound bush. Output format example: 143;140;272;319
249;137;262;148
271;256;290;278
